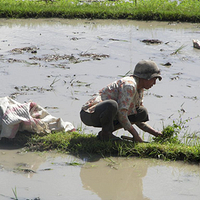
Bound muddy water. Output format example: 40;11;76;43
81;157;200;200
0;18;200;199
0;148;200;200
1;18;200;136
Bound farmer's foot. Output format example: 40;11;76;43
121;135;149;143
97;131;121;141
121;135;134;141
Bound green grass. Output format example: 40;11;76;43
28;129;200;163
2;121;200;164
0;0;200;22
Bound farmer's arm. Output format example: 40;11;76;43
118;109;143;142
128;126;143;142
135;122;162;137
117;80;144;142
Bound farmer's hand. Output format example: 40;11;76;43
135;122;162;137
128;126;143;142
153;130;163;137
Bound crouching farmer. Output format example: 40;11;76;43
80;60;163;142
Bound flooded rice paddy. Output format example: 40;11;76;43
0;18;200;199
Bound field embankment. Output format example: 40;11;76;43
0;0;200;22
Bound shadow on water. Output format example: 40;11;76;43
0;131;33;150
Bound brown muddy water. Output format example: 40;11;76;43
0;18;200;199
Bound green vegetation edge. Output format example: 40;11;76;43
0;0;200;22
2;124;200;163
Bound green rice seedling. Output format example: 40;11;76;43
182;131;200;146
171;44;187;55
12;187;18;200
153;106;192;144
135;0;137;6
50;77;60;87
118;70;132;77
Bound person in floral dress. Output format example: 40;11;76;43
80;60;163;142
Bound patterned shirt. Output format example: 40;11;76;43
82;76;143;130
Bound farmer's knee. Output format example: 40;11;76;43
137;106;149;122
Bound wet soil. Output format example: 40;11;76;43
0;18;200;199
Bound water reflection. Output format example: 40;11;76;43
0;147;200;199
81;157;150;200
80;157;200;200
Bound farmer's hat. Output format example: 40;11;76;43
133;60;162;81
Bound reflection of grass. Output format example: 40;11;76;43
1;0;200;22
67;161;83;166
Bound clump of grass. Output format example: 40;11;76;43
132;142;200;162
18;124;199;163
153;125;180;144
26;131;134;156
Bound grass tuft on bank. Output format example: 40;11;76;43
0;0;200;22
2;121;200;163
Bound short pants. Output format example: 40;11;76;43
80;99;149;132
